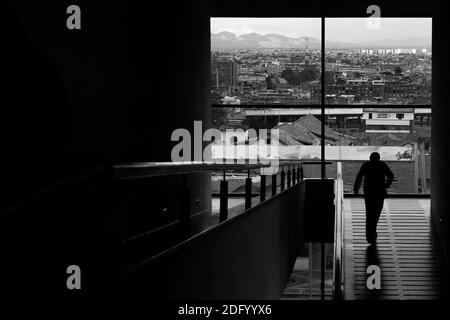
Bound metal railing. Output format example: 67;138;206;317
332;161;345;299
113;160;309;240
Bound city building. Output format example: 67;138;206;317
211;56;240;94
362;107;414;133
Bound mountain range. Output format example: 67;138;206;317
211;31;431;49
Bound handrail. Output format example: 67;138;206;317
113;161;271;179
332;161;345;299
112;160;322;180
114;159;334;249
279;160;333;166
113;160;309;235
125;181;301;273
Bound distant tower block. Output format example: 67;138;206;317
216;65;219;89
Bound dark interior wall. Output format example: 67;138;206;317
210;0;433;17
0;0;214;293
14;0;211;163
12;1;127;162
431;5;450;263
1;1;212;215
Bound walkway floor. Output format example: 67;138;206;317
343;198;449;299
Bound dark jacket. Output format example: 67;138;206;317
354;160;394;197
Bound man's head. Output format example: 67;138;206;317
370;152;380;162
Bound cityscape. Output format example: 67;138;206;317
211;18;432;105
210;18;432;194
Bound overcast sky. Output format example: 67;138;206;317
211;18;321;39
211;18;431;42
326;18;431;42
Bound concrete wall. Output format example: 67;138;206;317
2;1;212;221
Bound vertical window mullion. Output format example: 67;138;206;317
321;17;326;179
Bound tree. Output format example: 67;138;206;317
266;76;276;90
281;67;319;85
342;58;352;65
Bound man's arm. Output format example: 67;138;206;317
353;163;366;195
384;163;394;188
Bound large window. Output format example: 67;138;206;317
322;107;431;194
210;17;431;195
325;18;432;105
211;18;321;105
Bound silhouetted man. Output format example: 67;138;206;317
354;152;394;244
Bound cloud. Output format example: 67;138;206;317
216;25;256;36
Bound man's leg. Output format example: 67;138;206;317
364;196;377;243
372;196;385;240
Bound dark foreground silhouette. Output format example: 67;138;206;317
354;152;394;244
0;4;72;211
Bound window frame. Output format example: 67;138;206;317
210;16;432;195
